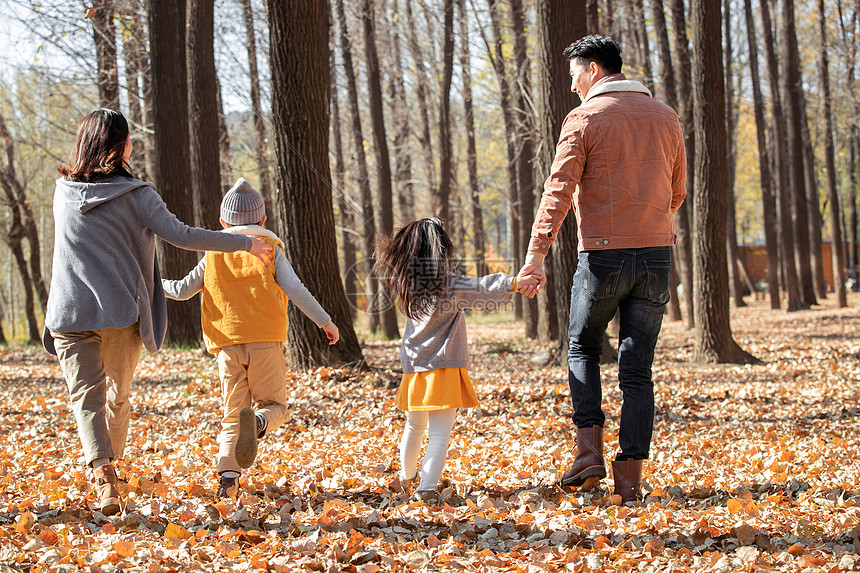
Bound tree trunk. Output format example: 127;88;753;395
536;0;586;361
631;0;655;96
690;0;756;364
782;0;817;307
331;38;359;323
760;0;804;310
818;0;848;308
267;0;364;369
404;0;438;197
587;0;600;33
723;0;745;308
361;0;399;339
333;0;381;334
799;92;827;300
186;0;222;228
387;0;415;224
147;0;202;345
742;0;780;309
90;0;120;110
510;0;537;337
120;4;149;182
215;76;232;193
240;0;276;235
669;0;695;328
650;0;682;322
458;0;487;277
437;0;455;227
487;0;522;319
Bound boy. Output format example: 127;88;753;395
163;178;339;498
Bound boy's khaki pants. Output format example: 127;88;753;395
52;325;142;466
216;341;287;474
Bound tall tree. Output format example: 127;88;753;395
486;0;522;318
148;0;202;344
437;0;455;224
799;92;827;300
818;0;848;308
631;0;655;95
89;0;120;110
690;0;756;364
457;0;487;276
361;0;399;338
536;0;585;360
743;0;780;309
0;112;46;343
331;36;359;322
387;0;415;224
669;0;696;328
240;0;275;234
650;0;683;322
267;0;364;369
723;0;745;307
404;0;438;197
782;0;817;307
119;4;149;182
186;0;222;227
510;0;538;337
760;0;804;310
334;0;383;334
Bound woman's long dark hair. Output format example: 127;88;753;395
374;218;455;320
59;108;133;182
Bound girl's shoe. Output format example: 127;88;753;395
93;464;121;516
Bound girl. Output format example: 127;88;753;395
375;218;536;503
44;109;272;515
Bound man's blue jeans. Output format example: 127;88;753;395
567;247;671;461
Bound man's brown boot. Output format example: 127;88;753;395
93;464;121;516
559;425;607;487
611;459;643;503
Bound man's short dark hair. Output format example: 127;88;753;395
563;35;623;74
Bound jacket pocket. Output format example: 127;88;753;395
643;258;671;304
581;254;623;301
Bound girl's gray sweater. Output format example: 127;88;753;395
44;175;252;354
401;273;514;373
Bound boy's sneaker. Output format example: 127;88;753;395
235;408;266;468
216;474;239;500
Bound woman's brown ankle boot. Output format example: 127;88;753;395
93;464;121;515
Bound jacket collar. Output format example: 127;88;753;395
583;73;652;103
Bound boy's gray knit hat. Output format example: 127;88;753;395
220;177;265;225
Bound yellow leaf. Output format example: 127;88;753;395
727;499;743;515
114;540;135;557
164;522;192;541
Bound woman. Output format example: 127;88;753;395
44;108;272;515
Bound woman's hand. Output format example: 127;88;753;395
248;237;274;265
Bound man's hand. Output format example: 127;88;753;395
517;263;547;299
248;237;274;265
322;321;340;345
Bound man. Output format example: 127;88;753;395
518;35;686;502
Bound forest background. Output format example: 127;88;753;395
0;0;856;369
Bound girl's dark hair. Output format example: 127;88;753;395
59;108;133;182
374;218;455;320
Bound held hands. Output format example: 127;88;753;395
516;263;547;299
322;321;340;345
248;237;274;265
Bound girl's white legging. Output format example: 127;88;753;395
399;408;457;491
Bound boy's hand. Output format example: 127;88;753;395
322;321;339;345
248;237;274;265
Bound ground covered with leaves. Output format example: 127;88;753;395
0;295;859;572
